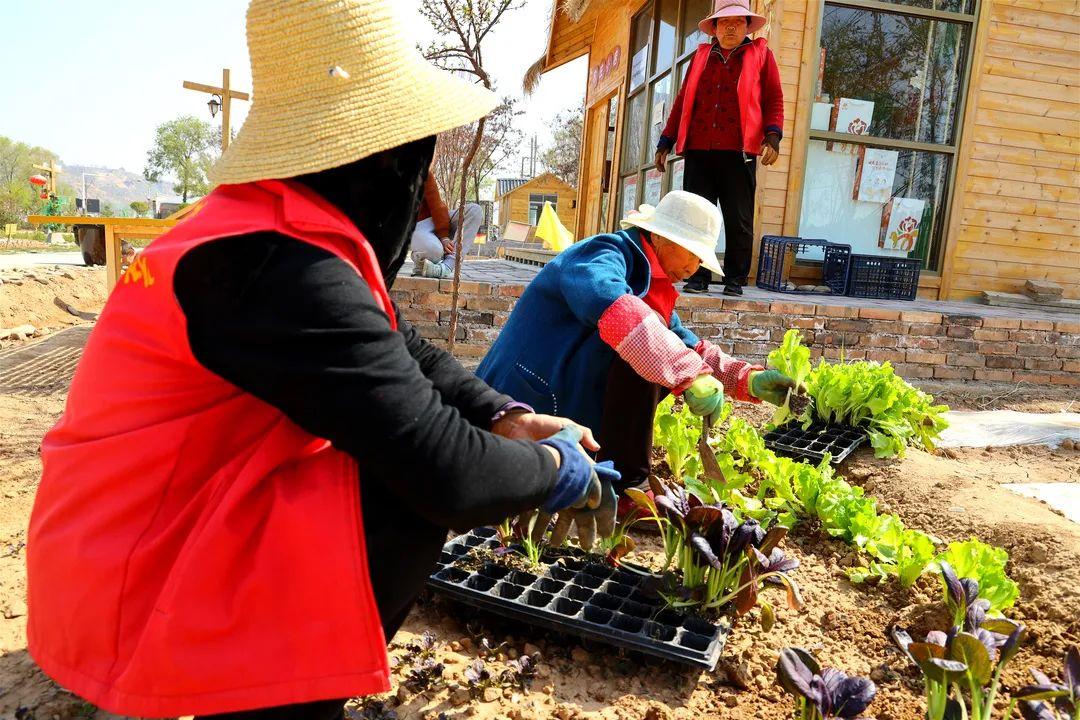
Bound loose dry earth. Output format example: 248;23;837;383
0;275;1077;719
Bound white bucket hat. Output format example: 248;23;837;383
209;0;498;186
620;191;725;277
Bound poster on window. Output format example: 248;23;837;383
853;148;898;204
671;159;684;192
828;98;874;154
879;197;926;255
622;175;639;219
630;48;648;90
644;168;663;206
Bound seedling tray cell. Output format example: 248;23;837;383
763;421;869;464
427;528;729;669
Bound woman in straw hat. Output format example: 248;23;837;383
477;191;797;539
25;1;618;718
655;0;784;297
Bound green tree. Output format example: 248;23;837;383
130;200;150;217
0;135;62;226
143;115;216;203
541;107;583;187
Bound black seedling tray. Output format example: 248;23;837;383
763;421;869;464
427;527;729;669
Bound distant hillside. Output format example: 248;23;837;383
63;164;180;208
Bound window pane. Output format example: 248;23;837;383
644;168;664;206
620;174;641;219
670;158;685;192
798;140;951;270
681;0;712;52
621;91;647;170
629;5;653;92
654;0;678;74
649;73;673;152
878;0;974;13
819;4;970;145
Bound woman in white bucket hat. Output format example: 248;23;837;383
27;1;617;718
478;190;797;535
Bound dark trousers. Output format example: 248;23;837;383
197;699;346;720
596;356;666;491
682;150;757;287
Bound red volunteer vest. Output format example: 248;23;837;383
27;179;395;717
677;38;768;155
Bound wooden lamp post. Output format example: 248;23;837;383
182;68;250;152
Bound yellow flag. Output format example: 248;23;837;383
534;201;573;252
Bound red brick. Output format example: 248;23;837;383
393;276;440;291
865;335;899;348
465;327;502;344
711;340;735;354
413;292;456;308
789;317;826;330
898;336;940;350
1016;343;1056;358
738;312;785;327
934;366;974;380
732;327;772;341
450;342;490;358
1065;360;1080;373
693;325;723;339
977;341;1017;355
1055;320;1080;334
943;314;983;327
986;355;1024;369
770;301;818;315
1026;358;1063;371
906;350;947;365
400;307;439;323
733;341;770;356
981;317;1021;330
465;296;514;311
1051;374;1080;386
858;307;901;321
690;311;737;324
865;350;906;363
973;329;1010;341
1058;346;1080;359
939;339;978;353
826;318;872;332
947;353;985;368
819;305;859;318
822;347;865;360
496;283;527;297
439;279;492;294
899;311;943;324
1019;319;1055;331
892;363;935;378
1014;373;1054;385
975;369;1015;382
907;323;947;337
722;299;768;312
677;296;726;309
1009;330;1048;344
491;311;511;327
946;325;975;339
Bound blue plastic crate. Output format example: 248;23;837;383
755;236;851;295
845;254;921;301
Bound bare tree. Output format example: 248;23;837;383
432;98;523;209
420;0;523;351
540;107;584;187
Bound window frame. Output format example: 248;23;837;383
528;193;559;225
800;0;981;273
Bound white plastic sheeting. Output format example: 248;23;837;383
937;410;1080;449
1003;484;1080;524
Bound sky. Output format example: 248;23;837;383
0;0;585;179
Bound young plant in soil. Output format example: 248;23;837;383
775;647;877;719
404;656;446;693
500;653;540;692
352;698;399;719
463;658;497;697
1009;647;1079;720
894;564;1027;720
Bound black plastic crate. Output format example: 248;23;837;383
428;527;729;669
755;235;851;295
845;254;921;301
763;421;869;465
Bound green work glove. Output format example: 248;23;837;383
749;369;798;406
684;374;725;424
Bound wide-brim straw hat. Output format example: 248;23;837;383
620;191;725;277
698;0;768;36
210;0;498;186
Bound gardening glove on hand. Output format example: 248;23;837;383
684;374;725;426
549;462;620;552
695;339;762;402
597;295;711;393
748;369;797;407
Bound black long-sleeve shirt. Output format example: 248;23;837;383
174;232;557;636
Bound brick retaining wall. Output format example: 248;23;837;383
390;277;1080;387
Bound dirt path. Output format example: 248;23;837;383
0;329;1076;718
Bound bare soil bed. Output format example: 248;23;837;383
0;265;107;344
0;343;1076;718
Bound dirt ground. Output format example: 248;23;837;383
0;265;106;342
0;272;1077;719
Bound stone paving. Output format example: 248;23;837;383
437;259;1078;323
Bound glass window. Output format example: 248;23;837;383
670;158;685;192
648;74;673;152
528;194;559;225
643;168;664;206
629;5;653;92
681;0;712;53
885;0;974;12
621;92;647;169
620;174;640;219
819;5;970;145
654;0;678;74
798;140;951;270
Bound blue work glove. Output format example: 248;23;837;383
684;374;725;425
749;369;798;407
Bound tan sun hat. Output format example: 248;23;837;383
620;191;725;277
209;0;499;186
698;0;767;36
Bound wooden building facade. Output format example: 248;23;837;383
495;173;580;238
535;0;1079;300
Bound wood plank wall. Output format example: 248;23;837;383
502;177;579;236
944;0;1080;300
